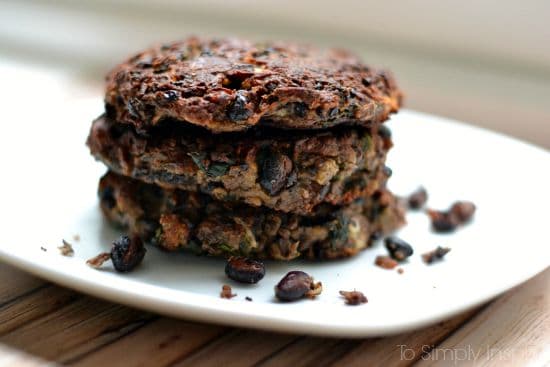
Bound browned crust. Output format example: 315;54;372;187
105;37;402;133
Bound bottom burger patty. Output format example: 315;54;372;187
99;171;405;260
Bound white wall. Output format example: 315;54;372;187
1;0;548;147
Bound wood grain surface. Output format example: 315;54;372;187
0;3;548;364
0;263;547;366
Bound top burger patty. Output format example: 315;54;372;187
105;36;402;133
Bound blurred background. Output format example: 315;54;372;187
1;0;549;148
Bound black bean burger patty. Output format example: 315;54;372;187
104;36;402;133
88;115;392;215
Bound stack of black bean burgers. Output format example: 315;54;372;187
87;37;405;261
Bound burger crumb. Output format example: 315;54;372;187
422;246;451;264
245;296;253;302
427;201;476;233
58;240;74;257
86;252;111;269
339;290;368;305
408;186;428;209
305;281;323;299
427;209;458;232
220;284;236;299
73;234;81;242
397;267;404;274
375;255;398;269
40;246;47;252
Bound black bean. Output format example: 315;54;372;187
377;125;392;139
427;209;459;233
162;90;178;102
384;236;414;261
227;93;251;121
293;102;308;118
432;212;458;232
450;201;476;223
427;201;476;233
378;125;393;150
111;235;146;272
362;76;373;87
136;60;152;69
408;186;428;210
275;271;322;301
432;219;456;232
105;102;118;118
265;81;278;91
259;149;293;195
100;186;116;210
225;257;265;284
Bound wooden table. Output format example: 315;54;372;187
0;263;547;366
0;4;549;363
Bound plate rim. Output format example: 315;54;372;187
1;245;547;338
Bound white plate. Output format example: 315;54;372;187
1;99;549;337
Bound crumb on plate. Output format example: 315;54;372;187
220;284;237;299
375;255;398;269
58;240;74;257
422;246;451;264
339;290;368;305
86;252;111;269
